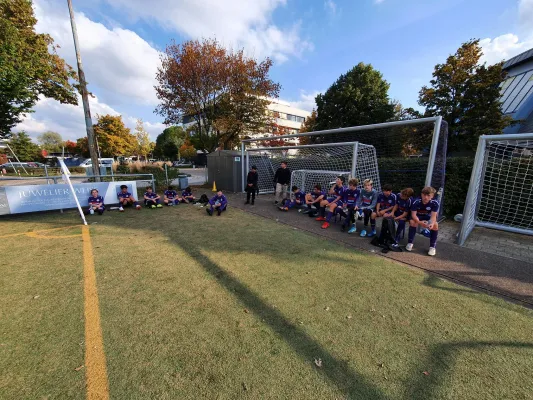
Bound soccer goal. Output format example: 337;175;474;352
244;142;380;194
242;117;447;203
457;133;533;246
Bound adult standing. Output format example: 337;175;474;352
273;161;291;205
245;165;258;205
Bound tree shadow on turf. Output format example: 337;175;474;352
405;341;533;399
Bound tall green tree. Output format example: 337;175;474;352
134;119;151;160
314;63;395;131
37;131;63;153
0;0;78;138
153;126;187;160
419;39;513;151
8;131;41;161
92;114;137;157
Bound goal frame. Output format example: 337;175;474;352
244;142;361;194
241;117;443;193
457;133;533;246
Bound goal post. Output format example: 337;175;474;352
457;133;533;245
242;117;446;212
243;142;381;194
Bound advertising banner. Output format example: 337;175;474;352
0;181;138;215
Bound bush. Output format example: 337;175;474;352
442;157;474;217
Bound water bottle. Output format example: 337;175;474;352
454;214;463;222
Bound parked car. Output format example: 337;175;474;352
172;160;193;167
78;158;115;168
0;161;45;169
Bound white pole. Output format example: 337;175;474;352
58;158;88;225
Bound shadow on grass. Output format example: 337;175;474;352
167;237;389;399
406;341;533;399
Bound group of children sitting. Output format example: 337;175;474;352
85;185;229;216
278;177;440;256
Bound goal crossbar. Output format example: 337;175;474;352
457;133;533;245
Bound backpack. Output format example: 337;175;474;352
198;194;209;205
370;218;402;253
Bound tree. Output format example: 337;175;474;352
0;0;78;138
179;139;196;160
37;131;63;153
155;38;280;152
314;63;395;132
134;119;151;160
419;39;514;151
299;109;317;145
8;131;40;161
391;101;423;121
64;140;77;155
92;114;137;157
262;123;292;147
153;126;186;160
76;137;90;158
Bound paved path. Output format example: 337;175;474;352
224;192;533;308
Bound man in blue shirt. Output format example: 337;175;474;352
117;184;141;211
279;186;306;211
144;187;163;208
207;190;228;216
406;186;440;256
164;185;181;206
85;189;105;215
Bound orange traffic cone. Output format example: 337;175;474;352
212;181;217;192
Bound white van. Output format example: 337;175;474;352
78;158;115;168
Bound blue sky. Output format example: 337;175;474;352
17;0;533;141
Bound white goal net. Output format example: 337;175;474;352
244;142;380;194
457;133;533;245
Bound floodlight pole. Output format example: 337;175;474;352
67;0;100;181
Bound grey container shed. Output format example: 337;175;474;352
207;150;244;192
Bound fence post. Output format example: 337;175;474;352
165;163;169;186
151;174;155;191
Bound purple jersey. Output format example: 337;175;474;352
311;190;325;201
411;198;439;221
209;194;227;207
182;190;193;197
88;196;104;206
117;191;132;199
165;190;177;199
395;196;413;217
377;193;397;210
144;191;158;199
344;188;360;206
293;190;306;203
329;185;346;204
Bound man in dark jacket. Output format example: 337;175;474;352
273;161;291;205
245;165;258;205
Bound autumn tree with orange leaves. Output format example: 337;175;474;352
155;38;280;152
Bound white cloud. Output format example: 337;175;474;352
15;95;166;142
98;0;313;64
34;0;161;107
480;34;533;65
479;0;533;65
284;90;322;112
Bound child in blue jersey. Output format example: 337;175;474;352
279;186;306;211
387;187;414;245
304;184;325;214
144;186;163;208
117;184;141;211
357;179;378;237
85;189;105;215
406;186;439;256
181;187;195;203
316;176;346;229
375;184;396;219
207;190;228;216
164;185;181;206
341;178;360;233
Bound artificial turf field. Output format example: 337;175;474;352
1;206;532;399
